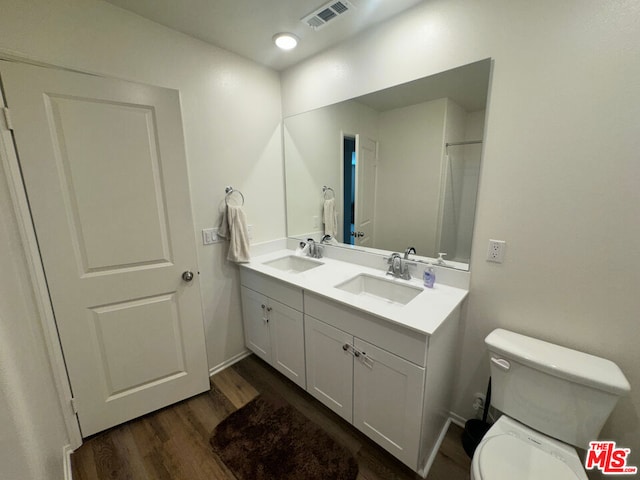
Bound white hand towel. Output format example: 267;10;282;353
219;204;250;263
323;198;338;238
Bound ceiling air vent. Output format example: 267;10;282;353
301;1;354;30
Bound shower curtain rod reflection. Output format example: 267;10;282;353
445;140;483;148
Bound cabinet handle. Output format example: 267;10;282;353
342;344;349;351
362;353;375;369
261;304;266;309
353;350;360;358
266;307;272;312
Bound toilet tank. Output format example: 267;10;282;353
485;329;630;449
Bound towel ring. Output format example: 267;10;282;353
322;186;335;200
225;186;245;206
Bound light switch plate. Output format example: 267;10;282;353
202;227;221;245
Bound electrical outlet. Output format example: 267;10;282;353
487;239;506;263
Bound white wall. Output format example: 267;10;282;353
0;1;283;477
281;0;640;463
0;139;69;478
375;98;446;254
284;100;378;240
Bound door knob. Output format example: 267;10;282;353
182;271;194;282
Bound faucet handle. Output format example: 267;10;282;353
386;252;401;264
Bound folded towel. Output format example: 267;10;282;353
323;198;338;238
219;204;250;263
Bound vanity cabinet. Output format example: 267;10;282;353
240;270;306;389
305;313;424;468
239;264;462;476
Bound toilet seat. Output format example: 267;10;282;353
470;416;588;480
474;434;581;480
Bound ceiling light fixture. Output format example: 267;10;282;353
273;33;299;51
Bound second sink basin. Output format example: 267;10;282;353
263;255;324;274
335;273;423;305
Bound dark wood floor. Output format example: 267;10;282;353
72;355;471;480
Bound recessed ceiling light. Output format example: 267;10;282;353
273;33;299;51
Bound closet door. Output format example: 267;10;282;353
304;316;353;422
0;60;209;436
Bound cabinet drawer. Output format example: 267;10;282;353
305;292;427;367
240;268;303;312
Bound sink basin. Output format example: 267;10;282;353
263;255;324;273
335;274;423;305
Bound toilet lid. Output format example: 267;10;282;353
478;435;582;480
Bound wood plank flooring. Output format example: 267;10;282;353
72;355;471;480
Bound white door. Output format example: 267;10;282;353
354;135;377;247
269;299;306;389
353;338;425;469
241;287;271;363
0;61;209;437
304;316;353;422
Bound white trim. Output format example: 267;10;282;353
209;350;252;377
448;411;468;429
0;89;83;448
63;444;74;480
418;417;452;478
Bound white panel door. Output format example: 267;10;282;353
304;315;353;422
240;287;271;363
269;299;306;389
354;135;377;247
0;61;209;437
353;338;425;469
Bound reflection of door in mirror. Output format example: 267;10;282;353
354;135;377;247
342;136;356;244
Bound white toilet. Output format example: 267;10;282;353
471;328;631;480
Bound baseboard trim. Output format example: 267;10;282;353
418;418;451;478
448;411;467;428
209;350;252;377
63;444;74;480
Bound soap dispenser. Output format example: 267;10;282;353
423;267;436;288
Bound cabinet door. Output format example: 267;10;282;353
269;298;306;389
304;316;353;422
240;287;271;363
353;338;425;469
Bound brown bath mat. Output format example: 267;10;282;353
210;394;358;480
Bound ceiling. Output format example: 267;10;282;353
355;59;491;113
104;0;426;71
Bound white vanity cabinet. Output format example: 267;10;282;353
305;315;425;467
240;269;306;389
305;290;462;474
239;261;463;476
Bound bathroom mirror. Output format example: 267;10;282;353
283;58;491;270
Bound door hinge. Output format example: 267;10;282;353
2;107;14;131
70;397;78;415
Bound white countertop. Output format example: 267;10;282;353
240;249;468;336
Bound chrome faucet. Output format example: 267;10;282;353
306;238;323;259
321;234;333;244
404;247;416;259
386;252;411;280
